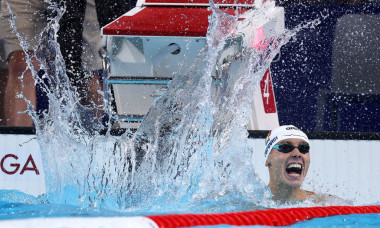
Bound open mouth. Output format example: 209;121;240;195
285;163;302;176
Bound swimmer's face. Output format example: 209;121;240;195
266;138;310;189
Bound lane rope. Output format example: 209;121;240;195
1;205;380;227
147;205;380;227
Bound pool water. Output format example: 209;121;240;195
3;0;293;213
2;195;380;228
0;199;133;220
291;214;380;227
0;189;267;217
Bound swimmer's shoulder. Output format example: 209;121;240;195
303;190;315;197
295;190;316;202
306;192;353;206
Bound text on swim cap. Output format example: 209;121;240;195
286;126;300;131
264;136;278;157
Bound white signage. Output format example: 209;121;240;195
0;134;46;196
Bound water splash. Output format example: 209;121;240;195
111;4;296;212
3;0;307;213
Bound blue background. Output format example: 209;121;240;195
271;2;380;132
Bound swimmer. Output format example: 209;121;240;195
264;125;350;205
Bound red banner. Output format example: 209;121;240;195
260;69;277;113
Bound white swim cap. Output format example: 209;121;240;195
264;125;309;165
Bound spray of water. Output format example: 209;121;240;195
1;0;318;213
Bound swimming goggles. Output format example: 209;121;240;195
272;142;310;154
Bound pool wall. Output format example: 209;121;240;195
1;131;380;205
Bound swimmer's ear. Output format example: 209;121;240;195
265;160;270;167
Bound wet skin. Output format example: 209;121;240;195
266;138;311;203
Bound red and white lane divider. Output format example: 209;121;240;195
1;205;380;228
148;205;380;227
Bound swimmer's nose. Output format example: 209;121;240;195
291;149;302;157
